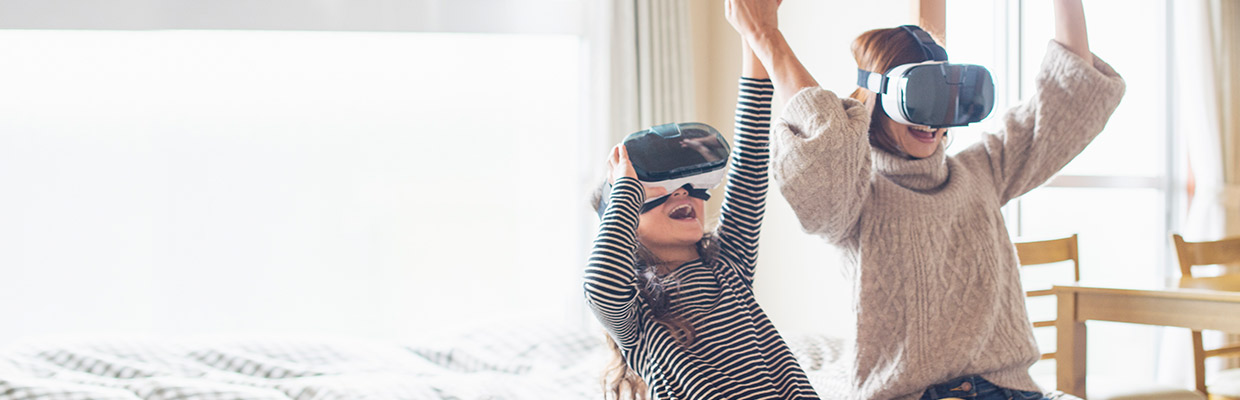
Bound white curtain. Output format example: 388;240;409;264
1181;0;1240;243
605;0;696;142
1160;0;1240;388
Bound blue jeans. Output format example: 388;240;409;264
919;375;1046;400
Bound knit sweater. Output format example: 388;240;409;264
770;41;1125;400
584;78;820;399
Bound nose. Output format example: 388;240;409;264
671;188;689;197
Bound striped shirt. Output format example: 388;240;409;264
584;78;820;400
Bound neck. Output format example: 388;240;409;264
645;244;700;274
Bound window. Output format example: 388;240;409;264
0;29;593;343
950;0;1176;389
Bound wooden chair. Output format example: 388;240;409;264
1015;235;1204;400
1173;234;1240;400
1015;234;1081;362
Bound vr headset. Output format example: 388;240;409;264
598;122;729;216
856;25;995;128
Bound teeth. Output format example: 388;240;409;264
669;204;694;219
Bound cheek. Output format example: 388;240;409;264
636;213;659;235
884;121;908;140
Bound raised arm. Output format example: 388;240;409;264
714;42;773;286
583;146;646;350
1054;0;1092;64
725;0;816;106
725;0;872;244
966;1;1124;204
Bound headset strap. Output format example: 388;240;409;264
596;183;712;218
856;69;888;94
899;25;948;62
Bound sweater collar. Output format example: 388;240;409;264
872;143;950;191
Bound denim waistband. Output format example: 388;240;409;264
919;375;1042;400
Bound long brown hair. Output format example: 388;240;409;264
848;26;939;157
590;181;713;400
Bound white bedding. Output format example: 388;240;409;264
0;325;849;400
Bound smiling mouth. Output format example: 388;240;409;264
668;204;696;220
909;125;937;141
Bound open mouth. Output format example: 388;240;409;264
908;125;937;142
668;204;697;221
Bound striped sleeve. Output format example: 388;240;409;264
583;177;646;350
715;77;773;287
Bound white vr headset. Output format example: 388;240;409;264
856;25;996;128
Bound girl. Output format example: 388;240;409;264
726;0;1125;399
583;41;820;399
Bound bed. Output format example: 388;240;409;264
0;324;850;400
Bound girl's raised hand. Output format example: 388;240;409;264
608;144;638;184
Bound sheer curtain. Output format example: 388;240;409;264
1180;0;1240;243
1159;0;1240;387
605;0;696;143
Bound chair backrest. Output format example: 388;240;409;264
1014;234;1080;361
1173;233;1240;289
1171;233;1240;395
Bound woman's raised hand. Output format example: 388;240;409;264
725;0;781;42
725;0;817;108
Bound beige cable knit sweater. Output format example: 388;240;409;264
771;41;1126;400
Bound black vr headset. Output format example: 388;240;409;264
598;122;730;216
856;25;995;128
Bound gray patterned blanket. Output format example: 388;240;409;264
0;325;891;400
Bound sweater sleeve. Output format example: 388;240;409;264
973;40;1126;205
770;87;873;244
715;77;773;287
583;177;646;350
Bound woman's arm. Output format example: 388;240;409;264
714;42;772;286
1054;0;1092;64
725;0;816;106
965;1;1124;205
725;0;872;244
583;146;645;350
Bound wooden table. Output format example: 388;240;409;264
1053;284;1240;398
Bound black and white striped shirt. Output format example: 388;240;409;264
584;78;819;399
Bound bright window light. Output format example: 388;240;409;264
0;30;585;344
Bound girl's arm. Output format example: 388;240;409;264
964;0;1124;205
583;146;645;350
714;42;772;286
726;0;872;244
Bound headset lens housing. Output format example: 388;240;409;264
624;123;729;183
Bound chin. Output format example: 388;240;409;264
902;136;941;158
676;230;704;245
906;146;938;159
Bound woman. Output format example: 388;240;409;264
725;0;1125;399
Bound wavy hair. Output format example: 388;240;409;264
589;180;716;400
